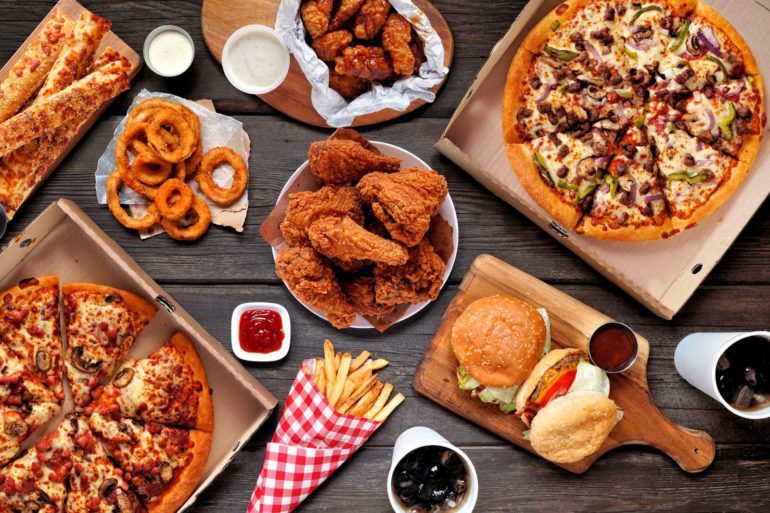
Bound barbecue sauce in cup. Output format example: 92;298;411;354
589;322;639;373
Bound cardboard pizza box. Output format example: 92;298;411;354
435;0;770;320
0;199;278;512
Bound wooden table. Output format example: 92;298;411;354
4;1;770;511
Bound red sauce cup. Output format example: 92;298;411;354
588;322;639;374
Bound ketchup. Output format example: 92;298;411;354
239;309;284;354
589;322;638;372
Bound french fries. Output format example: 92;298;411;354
310;340;404;422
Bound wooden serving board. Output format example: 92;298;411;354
0;0;141;222
413;254;716;474
201;0;453;128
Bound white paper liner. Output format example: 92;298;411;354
94;90;249;235
275;0;448;127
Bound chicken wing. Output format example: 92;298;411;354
301;0;334;39
343;276;395;319
353;0;391;40
275;246;357;329
335;46;394;81
382;13;415;76
308;215;409;266
374;239;445;306
329;0;366;30
356;168;448;247
309;139;401;185
329;71;369;100
280;185;364;246
312;30;353;62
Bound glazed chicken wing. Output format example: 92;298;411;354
353;0;391;40
301;0;334;39
335;45;394;81
382;13;415;76
329;0;366;30
308;215;409;266
343;276;395;319
312;30;353;62
329;71;369;100
309;139;401;185
275;246;357;329
280;185;364;246
356;168;448;247
374;239;445;306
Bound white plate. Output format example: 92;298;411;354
271;142;459;329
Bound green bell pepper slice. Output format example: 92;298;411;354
718;102;736;139
605;175;618;198
634;112;647;129
624;45;639;59
533;151;553;185
544;45;579;62
558;179;579;191
706;56;729;83
550;19;561;32
668;172;707;184
631;5;662;24
669;20;690;53
615;89;634;99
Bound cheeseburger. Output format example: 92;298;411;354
451;295;548;413
516;348;623;464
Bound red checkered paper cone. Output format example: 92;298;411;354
247;359;382;513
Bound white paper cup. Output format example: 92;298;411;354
674;331;770;419
387;427;478;513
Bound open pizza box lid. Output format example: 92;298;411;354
435;0;770;320
0;199;278;512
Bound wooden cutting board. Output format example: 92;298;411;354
201;0;453;128
413;254;716;474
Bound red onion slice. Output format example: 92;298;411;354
724;80;746;101
696;139;704;152
584;41;603;64
644;194;665;203
695;159;713;167
626;39;652;52
706;108;718;137
698;27;722;57
536;84;554;104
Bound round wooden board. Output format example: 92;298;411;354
201;0;454;128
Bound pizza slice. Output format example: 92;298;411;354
62;283;157;407
89;332;213;432
88;411;211;513
577;126;672;240
647;106;749;231
0;275;64;400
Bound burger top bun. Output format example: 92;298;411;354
515;348;583;416
529;390;620;464
450;295;546;388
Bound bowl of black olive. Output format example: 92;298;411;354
388;427;477;513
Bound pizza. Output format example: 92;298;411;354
62;283;157;407
503;0;764;240
90;332;214;432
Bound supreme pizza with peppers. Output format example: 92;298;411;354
503;0;764;240
0;276;213;513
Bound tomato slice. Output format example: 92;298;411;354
540;369;577;408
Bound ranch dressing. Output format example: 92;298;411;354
145;27;194;77
223;26;290;94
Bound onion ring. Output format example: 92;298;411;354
116;128;160;200
181;141;203;178
161;195;211;241
132;151;173;185
106;172;161;230
147;110;195;163
196;147;248;206
155;178;194;221
129;99;201;154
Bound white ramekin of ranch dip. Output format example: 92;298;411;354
222;25;290;95
143;25;195;77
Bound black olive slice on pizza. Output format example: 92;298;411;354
89;332;213;432
0;275;64;401
577;126;672;240
647;106;749;231
62;284;157;408
88;411;211;513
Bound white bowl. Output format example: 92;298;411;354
271;142;460;329
143;25;195;77
222;25;291;95
230;302;291;362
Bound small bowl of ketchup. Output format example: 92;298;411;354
231;302;290;362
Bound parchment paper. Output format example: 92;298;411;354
275;0;448;127
94;90;250;236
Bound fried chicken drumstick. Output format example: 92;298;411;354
308;215;409;266
309;139;401;185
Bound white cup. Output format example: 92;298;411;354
387;427;478;513
674;331;770;420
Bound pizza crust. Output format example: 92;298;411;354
62;282;157;322
505;143;582;229
576;217;674;241
168;332;214;432
502;46;535;144
520;0;594;54
0;274;59;296
147;429;212;513
693;0;760;75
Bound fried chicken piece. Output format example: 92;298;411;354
301;0;334;39
309;139;401;185
357;168;448;247
329;71;369;100
329;0;366;30
353;0;391;40
312;30;353;61
275;246;357;329
280;185;364;246
343;276;396;319
411;41;426;74
374;239;445;306
335;45;394;81
382;14;415;76
308;215;409;266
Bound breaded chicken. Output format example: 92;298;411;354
328;71;369;100
374;239;445;306
343;276;395;319
382;13;415;76
308;215;409;266
312;30;353;62
301;0;334;39
329;0;366;30
353;0;391;40
308;139;401;185
280;185;365;246
335;46;394;81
